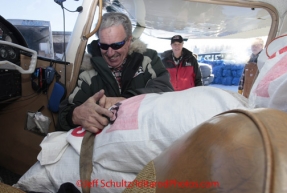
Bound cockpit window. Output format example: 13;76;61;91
0;0;81;60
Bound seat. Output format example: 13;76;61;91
242;62;259;98
123;108;287;193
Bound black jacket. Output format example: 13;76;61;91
57;39;174;131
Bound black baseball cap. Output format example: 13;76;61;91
171;35;183;44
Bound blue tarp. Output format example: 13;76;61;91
208;61;244;86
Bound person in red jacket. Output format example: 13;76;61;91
161;35;202;91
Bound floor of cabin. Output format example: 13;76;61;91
0;165;21;186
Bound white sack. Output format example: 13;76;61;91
14;86;249;193
37;131;68;165
249;34;287;112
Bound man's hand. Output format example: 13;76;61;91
99;95;126;109
72;90;114;133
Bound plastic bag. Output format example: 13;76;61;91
26;111;51;135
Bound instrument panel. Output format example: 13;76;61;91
0;16;27;102
0;27;12;42
0;25;20;65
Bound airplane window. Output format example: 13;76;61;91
0;0;82;60
6;20;54;59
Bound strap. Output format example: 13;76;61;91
266;34;287;57
79;131;95;193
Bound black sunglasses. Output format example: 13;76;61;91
98;39;126;50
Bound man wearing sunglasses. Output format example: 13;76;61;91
57;12;174;133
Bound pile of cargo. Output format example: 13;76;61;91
200;59;245;86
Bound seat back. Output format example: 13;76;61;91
243;62;259;98
124;108;287;193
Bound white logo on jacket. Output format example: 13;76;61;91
134;66;144;77
186;62;192;66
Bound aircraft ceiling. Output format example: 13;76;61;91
103;0;272;39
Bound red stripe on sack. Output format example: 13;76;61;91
269;46;287;59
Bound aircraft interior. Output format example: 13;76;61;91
0;0;287;192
